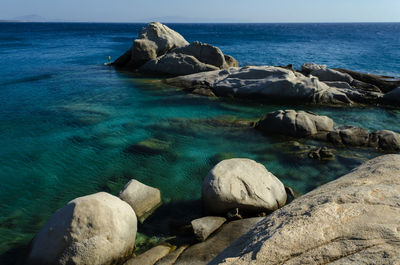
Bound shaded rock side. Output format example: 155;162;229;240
25;192;137;265
382;86;400;106
164;66;352;105
140;53;219;76
155;246;189;265
256;109;334;137
210;154;400;265
175;217;264;265
124;245;171;265
191;216;227;241
202;158;287;215
119;179;162;223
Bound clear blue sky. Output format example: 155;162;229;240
1;0;400;22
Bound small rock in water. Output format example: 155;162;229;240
191;216;226;241
308;147;335;160
119;179;162;223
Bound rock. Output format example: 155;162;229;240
226;208;243;221
155;246;189;265
310;68;354;84
224;55;239;68
210;155;400;265
334;68;400;93
327;125;370;146
308;147;335;160
172;41;226;68
140;53;219;76
256;110;334;138
301;63;326;75
191;216;227;241
114;22;189;69
175;217;263;265
322;81;353;89
165;66;352;105
119;179;162;223
382;86;400;106
25;192;137;265
124;245;171;265
202;158;287;215
351;79;381;92
369;130;400;152
125;138;172;155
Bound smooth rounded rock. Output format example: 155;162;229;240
202;159;287;215
310;68;354;84
119;179;162;223
191;216;227;241
25;192;137;265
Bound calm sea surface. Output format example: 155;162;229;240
0;22;400;261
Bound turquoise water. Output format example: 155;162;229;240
1;23;400;261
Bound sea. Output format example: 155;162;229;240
0;22;399;263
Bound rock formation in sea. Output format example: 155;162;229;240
113;22;238;76
255;109;400;152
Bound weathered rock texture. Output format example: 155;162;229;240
114;23;237;76
25;192;137;265
175;217;264;265
119;179;162;223
165;66;352;105
256;110;334;137
210;154;400;264
202;158;287;215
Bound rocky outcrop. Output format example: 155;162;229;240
301;63;326;75
119;179;162;223
175;217;264;265
114;23;238;76
256;110;400;152
165;66;352;105
202;158;287;216
256;110;334;137
113;22;189;69
310;68;354;84
25;192;137;265
191;216;226;241
210;155;400;264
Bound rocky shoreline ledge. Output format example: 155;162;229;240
23;154;400;264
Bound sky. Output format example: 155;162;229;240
1;0;400;23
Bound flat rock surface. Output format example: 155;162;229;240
165;66;352;105
210;155;400;264
175;217;264;265
191;216;227;241
124;245;171;265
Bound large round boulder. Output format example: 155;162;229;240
25;192;137;265
256;110;334;138
202;159;287;215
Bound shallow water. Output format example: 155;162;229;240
0;22;400;260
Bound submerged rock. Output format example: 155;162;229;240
125;138;172;155
165;66;352;105
191;216;227;241
210;155;400;264
202;158;287;215
256;110;334;138
119;179;162;223
25;192;137;265
175;217;264;265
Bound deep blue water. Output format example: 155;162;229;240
1;22;400;260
